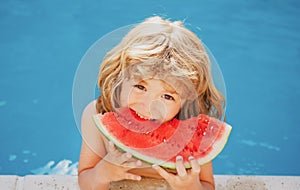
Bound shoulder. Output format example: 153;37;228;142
78;100;107;174
81;100;103;143
80;100;108;156
81;100;102;131
81;100;100;135
82;100;98;121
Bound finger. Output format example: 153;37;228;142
139;161;151;167
116;152;132;164
108;141;114;151
108;141;120;156
124;172;141;181
123;159;143;168
126;158;151;168
189;156;201;176
175;156;187;178
152;164;172;181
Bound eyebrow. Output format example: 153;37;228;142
138;80;147;85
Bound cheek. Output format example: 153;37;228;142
172;104;181;116
119;80;136;107
164;102;181;120
120;87;137;107
119;88;130;107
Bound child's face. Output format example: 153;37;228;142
119;78;182;123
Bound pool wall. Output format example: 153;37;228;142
1;175;300;189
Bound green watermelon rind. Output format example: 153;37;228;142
92;114;232;169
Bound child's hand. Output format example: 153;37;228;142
95;141;142;184
152;156;202;190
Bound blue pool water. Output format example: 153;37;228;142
1;0;300;176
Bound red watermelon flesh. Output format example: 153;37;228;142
93;108;231;169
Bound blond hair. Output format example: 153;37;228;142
96;16;225;120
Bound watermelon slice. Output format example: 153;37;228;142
93;108;231;169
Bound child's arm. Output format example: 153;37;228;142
78;101;142;190
78;141;142;189
78;140;109;189
153;157;215;190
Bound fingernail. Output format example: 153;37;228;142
188;156;195;161
176;155;183;161
136;176;141;180
152;164;158;169
136;160;142;166
126;153;132;158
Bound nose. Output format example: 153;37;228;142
142;95;166;121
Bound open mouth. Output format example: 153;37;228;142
129;108;155;121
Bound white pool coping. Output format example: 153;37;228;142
1;175;299;190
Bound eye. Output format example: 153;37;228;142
133;84;146;91
162;94;175;101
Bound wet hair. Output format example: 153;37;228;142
96;16;225;120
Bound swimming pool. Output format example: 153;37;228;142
1;0;299;176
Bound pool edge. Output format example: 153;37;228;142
1;175;300;189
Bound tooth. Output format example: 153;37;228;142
135;111;150;120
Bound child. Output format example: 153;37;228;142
78;16;225;190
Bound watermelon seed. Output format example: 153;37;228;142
203;132;207;136
128;121;132;125
163;138;166;143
